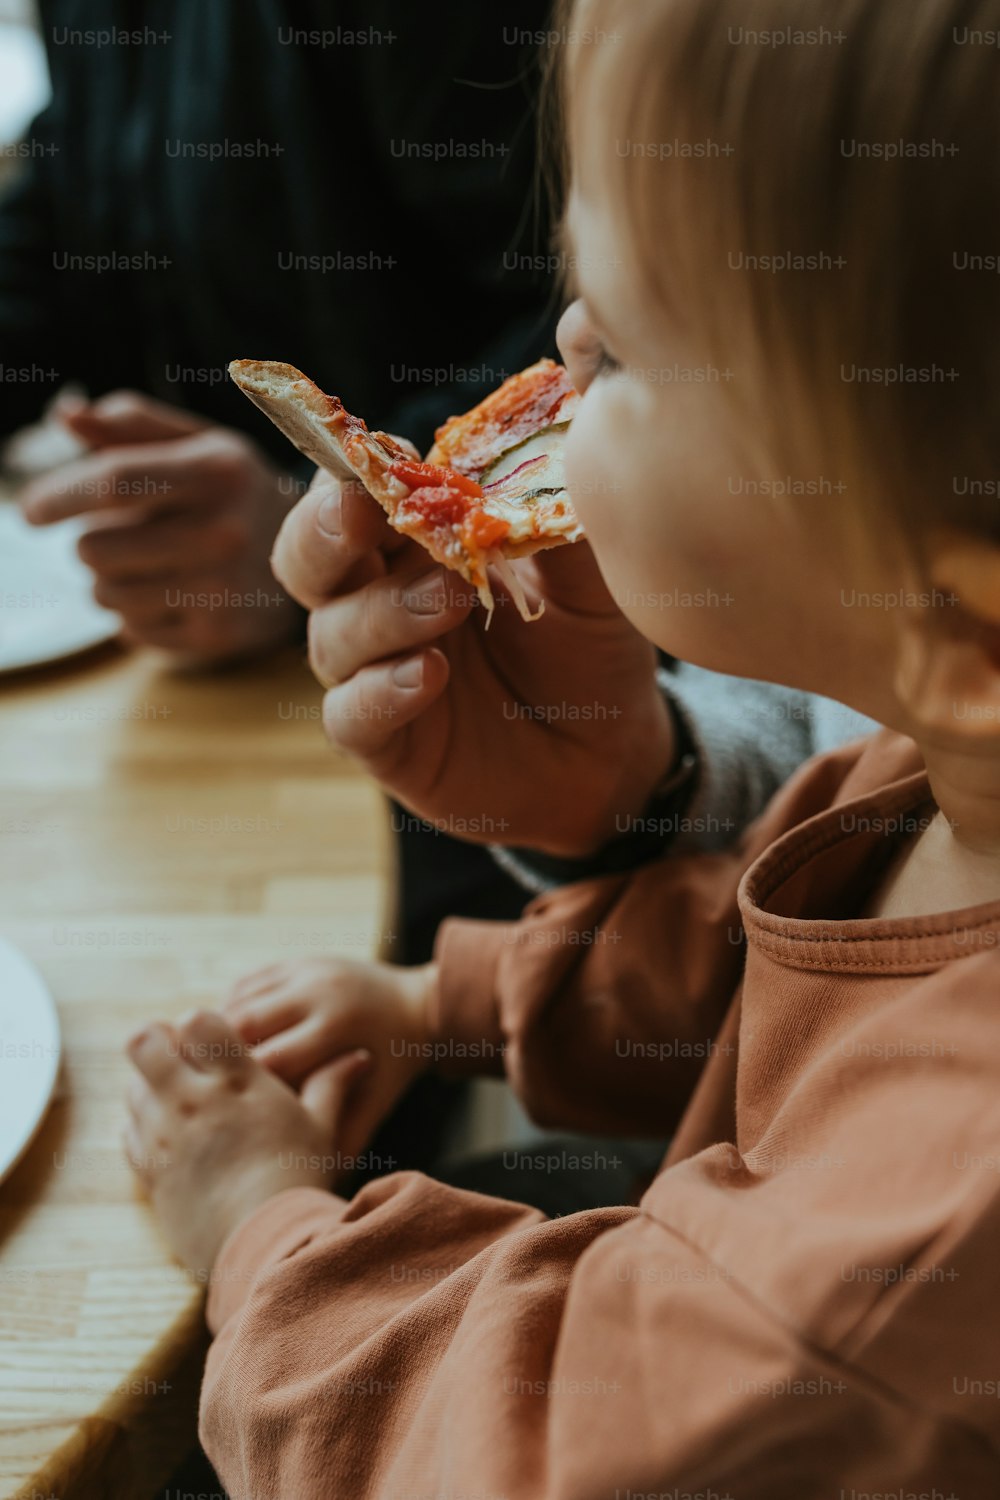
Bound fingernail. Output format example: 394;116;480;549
53;391;87;417
392;656;424;688
316;489;343;538
347;1048;373;1080
403;570;446;615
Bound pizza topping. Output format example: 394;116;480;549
429;359;579;479
229;356;580;628
464;510;510;551
491;553;545;622
390;459;513;555
481;454;566;511
480;425;570;489
483;454;549;493
488;360;576;439
389;459;484;499
398;484;473;529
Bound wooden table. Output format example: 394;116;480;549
0;636;390;1499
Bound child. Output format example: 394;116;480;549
125;0;1000;1492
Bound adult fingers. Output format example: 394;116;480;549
91;575;185;627
55;388;211;448
77;506;248;581
270;472;407;611
307;564;472;688
530;538;626;619
21;428;260;524
321;649;451;763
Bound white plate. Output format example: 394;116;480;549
0;504;119;673
0;22;51;146
0;937;61;1184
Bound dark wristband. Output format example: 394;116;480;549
500;702;700;884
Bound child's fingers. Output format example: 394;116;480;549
227;994;307;1045
175;1010;250;1075
125;1074;158;1126
126;1021;183;1086
227;963;285;1005
322;650;451;761
122;1122;152;1183
300;1049;372;1141
251;1019;334;1081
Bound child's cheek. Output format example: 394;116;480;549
565;383;629;555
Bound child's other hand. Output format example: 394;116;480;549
225;958;437;1161
124;1010;371;1276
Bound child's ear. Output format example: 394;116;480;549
894;535;1000;741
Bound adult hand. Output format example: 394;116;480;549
20;390;303;660
270;298;677;858
271;480;674;859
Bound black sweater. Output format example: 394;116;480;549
0;0;558;461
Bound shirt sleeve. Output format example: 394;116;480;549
429;737;876;1138
200;1016;998;1500
199;736;995;1497
665;664;879;854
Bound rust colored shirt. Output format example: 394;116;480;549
201;732;1000;1497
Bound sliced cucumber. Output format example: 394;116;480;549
479;423;570;490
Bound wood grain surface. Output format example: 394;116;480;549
0;634;390;1499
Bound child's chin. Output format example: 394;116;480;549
624;608;719;664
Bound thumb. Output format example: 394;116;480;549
300;1048;373;1139
55;389;211;450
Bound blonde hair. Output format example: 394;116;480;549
558;0;1000;551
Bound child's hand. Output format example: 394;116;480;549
124;1010;371;1276
225;958;437;1162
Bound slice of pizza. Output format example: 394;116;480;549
227;357;582;622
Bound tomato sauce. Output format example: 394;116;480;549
390;460;510;548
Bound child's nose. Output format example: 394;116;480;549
556;299;602;395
